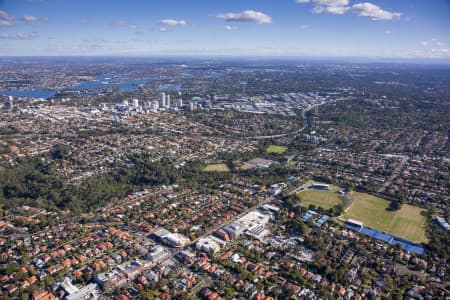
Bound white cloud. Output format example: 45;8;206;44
224;25;238;30
430;48;450;57
0;32;39;40
215;10;272;24
313;5;349;14
314;0;349;6
351;3;401;21
296;0;349;4
111;20;137;29
384;30;392;34
310;0;350;15
415;38;450;58
430;38;443;46
421;38;445;48
160;19;187;26
21;15;38;23
0;20;14;27
431;48;450;53
300;24;310;29
159;27;168;32
297;0;401;21
0;10;14;20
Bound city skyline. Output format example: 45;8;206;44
0;0;449;59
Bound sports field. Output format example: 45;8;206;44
266;145;287;154
341;192;427;243
203;163;230;172
297;190;343;210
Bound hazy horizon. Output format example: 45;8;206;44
0;0;449;58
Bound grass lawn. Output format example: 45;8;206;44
266;145;288;154
287;160;297;167
341;192;427;243
203;163;230;172
297;190;344;210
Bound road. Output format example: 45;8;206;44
285;181;310;196
238;104;316;140
172;195;278;294
377;155;409;193
159;193;280;265
240;125;307;140
237;97;354;140
187;196;276;247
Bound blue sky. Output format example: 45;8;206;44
0;0;449;58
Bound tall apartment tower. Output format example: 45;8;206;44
159;92;166;108
4;96;14;110
312;105;320;129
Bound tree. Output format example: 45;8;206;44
16;271;28;281
388;199;403;211
21;293;30;300
6;262;19;275
383;274;394;290
224;287;235;299
50;144;71;160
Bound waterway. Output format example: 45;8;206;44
0;72;161;99
158;83;182;92
0;89;56;99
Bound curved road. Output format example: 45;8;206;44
238;97;355;140
236;104;317;140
